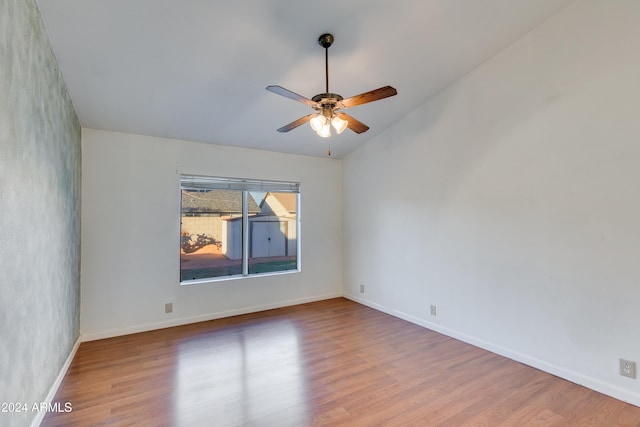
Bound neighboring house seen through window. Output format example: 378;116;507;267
180;175;300;283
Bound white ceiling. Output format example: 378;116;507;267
37;0;576;158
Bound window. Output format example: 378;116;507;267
180;175;300;283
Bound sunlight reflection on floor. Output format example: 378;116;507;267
174;319;309;426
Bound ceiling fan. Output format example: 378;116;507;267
266;33;397;148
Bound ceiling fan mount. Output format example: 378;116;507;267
317;33;334;49
266;32;397;153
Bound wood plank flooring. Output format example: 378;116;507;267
42;298;640;426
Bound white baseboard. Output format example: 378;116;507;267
81;292;342;342
31;337;81;427
343;293;640;408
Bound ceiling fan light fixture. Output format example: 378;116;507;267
309;114;326;132
331;115;348;134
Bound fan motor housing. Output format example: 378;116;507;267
312;93;343;103
312;93;344;113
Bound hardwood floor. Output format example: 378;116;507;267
42;298;640;426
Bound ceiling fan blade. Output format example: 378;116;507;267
266;85;318;107
276;114;316;133
340;86;397;108
336;112;369;134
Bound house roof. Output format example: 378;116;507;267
260;192;297;216
182;189;260;214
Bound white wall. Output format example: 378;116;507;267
81;129;342;339
343;0;640;406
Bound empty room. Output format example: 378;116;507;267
2;0;640;426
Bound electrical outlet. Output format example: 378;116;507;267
165;303;173;314
620;359;636;379
359;284;365;293
430;305;437;316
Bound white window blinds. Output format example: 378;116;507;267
180;175;300;193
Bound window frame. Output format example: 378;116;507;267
179;174;301;285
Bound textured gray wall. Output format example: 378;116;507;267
0;0;81;426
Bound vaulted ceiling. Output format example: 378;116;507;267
37;0;576;158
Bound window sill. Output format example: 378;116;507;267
179;268;301;286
